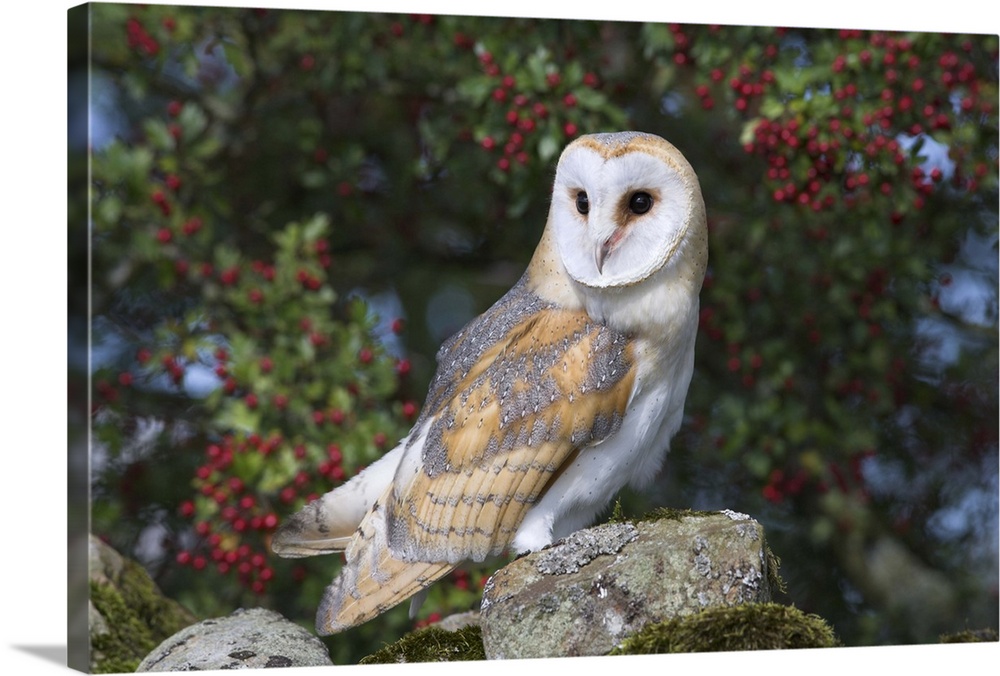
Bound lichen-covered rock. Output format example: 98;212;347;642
479;511;775;659
136;607;332;671
88;535;197;674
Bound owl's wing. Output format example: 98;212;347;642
316;305;637;634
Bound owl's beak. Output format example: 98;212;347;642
596;239;612;274
595;230;622;274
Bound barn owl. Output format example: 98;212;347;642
271;131;708;635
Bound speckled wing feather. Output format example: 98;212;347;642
315;277;637;633
392;306;636;562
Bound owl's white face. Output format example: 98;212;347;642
550;132;704;289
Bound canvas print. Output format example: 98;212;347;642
69;2;999;672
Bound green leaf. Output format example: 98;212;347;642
143;119;175;152
216;401;261;434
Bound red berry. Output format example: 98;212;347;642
220;267;240;286
182;217;202;235
167;100;183;117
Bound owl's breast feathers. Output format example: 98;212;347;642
310;276;638;633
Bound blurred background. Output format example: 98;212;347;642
71;2;998;665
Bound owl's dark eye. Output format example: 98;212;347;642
575;191;590;215
629;192;653;215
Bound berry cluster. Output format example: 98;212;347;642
742;31;988;215
428;17;611;179
90;74;415;597
473;47;600;174
669;26;998;511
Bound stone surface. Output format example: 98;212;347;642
137;607;333;671
435;610;481;632
479;511;773;659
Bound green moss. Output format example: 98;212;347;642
359;625;486;664
90;559;196;674
765;545;787;595
609;602;839;654
939;628;999;643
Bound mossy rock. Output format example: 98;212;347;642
610;602;839;654
480;512;777;659
939;628;998;643
360;626;486;664
89;536;197;673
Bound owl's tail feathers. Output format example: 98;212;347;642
271;445;408;559
270;490;359;558
316;550;454;635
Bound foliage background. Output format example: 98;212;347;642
75;1;998;665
